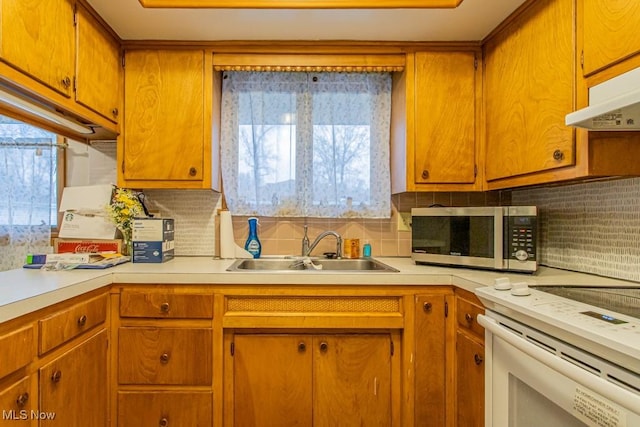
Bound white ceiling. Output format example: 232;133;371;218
86;0;527;41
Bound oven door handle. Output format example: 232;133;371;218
478;314;640;413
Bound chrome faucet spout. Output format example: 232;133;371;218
302;230;342;259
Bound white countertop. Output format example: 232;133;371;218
1;256;637;324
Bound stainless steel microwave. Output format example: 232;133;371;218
411;206;537;273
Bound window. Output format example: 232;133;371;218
0;113;61;271
220;71;391;218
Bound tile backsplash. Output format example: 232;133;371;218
512;177;640;282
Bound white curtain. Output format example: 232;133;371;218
0;116;57;271
220;71;391;218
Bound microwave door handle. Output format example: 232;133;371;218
478;315;640;413
494;211;504;270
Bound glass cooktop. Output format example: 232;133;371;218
533;286;640;320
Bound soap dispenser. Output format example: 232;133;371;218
244;217;262;258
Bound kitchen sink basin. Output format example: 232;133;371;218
226;257;399;272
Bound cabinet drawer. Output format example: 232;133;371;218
120;291;213;319
117;391;212;427
456;297;484;338
226;296;401;314
0;325;34;379
0;376;34;425
118;327;212;385
39;294;108;354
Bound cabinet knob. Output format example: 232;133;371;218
465;313;473;323
112;108;119;117
160;353;171;364
189;167;197;177
474;354;484;365
160;302;170;313
319;341;328;352
421;170;429;179
298;342;306;352
553;149;564;161
159;417;169;427
77;314;87;327
51;370;62;383
423;302;432;312
16;392;29;407
61;76;71;88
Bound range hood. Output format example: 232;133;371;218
565;66;640;131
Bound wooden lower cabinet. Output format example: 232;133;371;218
230;333;394;427
455;331;484;427
117;391;213;427
39;328;108;427
0;375;37;426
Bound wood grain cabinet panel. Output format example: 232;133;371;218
0;0;75;97
456;297;484;339
484;0;574;182
117;391;212;427
118;327;212;385
0;376;36;426
120;291;213;319
581;0;640;76
39;329;108;427
76;3;121;123
455;331;484;427
38;294;108;355
122;49;214;188
0;325;34;379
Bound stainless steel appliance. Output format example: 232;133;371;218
476;281;640;426
411;206;537;272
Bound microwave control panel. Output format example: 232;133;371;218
507;216;537;262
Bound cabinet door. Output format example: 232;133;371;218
0;376;37;427
582;0;640;76
39;329;108;427
76;4;121;123
0;0;75;96
414;51;476;184
455;331;484;427
123;49;206;183
232;334;313;427
313;334;392;427
484;0;574;182
414;295;447;426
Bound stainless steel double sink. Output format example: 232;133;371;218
226;257;399;273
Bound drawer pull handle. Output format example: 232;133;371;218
160;353;171;364
298;342;306;352
160;302;170;313
77;314;87;327
553;149;564;161
51;370;62;383
112;107;119;117
16;392;29;407
189;167;197;177
474;354;483;365
61;76;71;88
319;341;328;352
159;417;169;427
423;302;432;312
465;313;473;323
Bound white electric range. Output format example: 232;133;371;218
475;280;640;427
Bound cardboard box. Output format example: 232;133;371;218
53;238;122;254
58;185;117;239
132;218;175;263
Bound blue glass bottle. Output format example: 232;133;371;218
244;217;262;258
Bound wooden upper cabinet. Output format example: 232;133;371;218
76;4;122;124
0;0;75;97
391;50;481;193
581;0;640;76
484;0;575;183
414;51;477;186
122;49;216;189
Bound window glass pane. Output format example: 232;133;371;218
0;115;58;226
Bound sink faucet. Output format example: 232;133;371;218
301;225;342;259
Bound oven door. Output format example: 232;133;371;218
479;313;640;427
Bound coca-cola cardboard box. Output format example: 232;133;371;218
53;238;122;254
